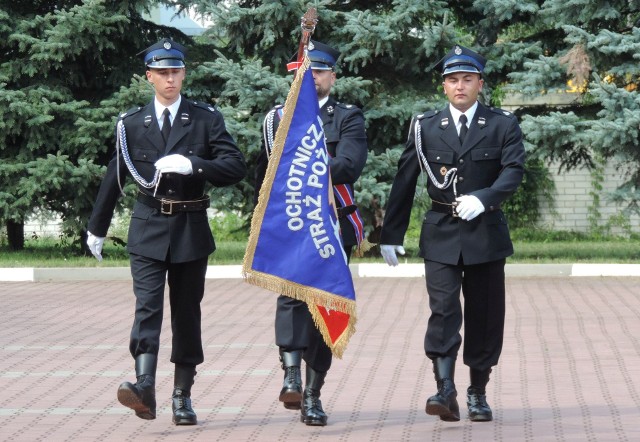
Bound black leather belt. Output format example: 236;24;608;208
432;199;500;217
137;193;210;215
337;204;357;219
431;200;459;217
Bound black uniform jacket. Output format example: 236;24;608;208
255;97;368;247
88;97;247;263
380;102;525;265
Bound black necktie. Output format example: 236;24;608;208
459;114;468;144
161;108;172;144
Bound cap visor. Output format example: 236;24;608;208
147;59;185;69
310;61;333;70
442;65;481;75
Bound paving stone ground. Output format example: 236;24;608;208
1;276;639;441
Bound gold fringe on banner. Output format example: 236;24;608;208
308;303;357;359
242;56;357;358
242;58;308;272
243;268;357;359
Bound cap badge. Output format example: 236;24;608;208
163;41;172;50
454;45;462;55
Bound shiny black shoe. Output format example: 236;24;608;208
280;366;302;410
279;350;303;410
117;374;156;420
300;366;328;426
300;388;327;426
425;378;460;422
467;387;493;422
172;388;197;425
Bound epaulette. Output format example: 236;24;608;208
416;110;439;120
191;101;217;113
118;106;142;121
335;102;357;110
489;107;516;118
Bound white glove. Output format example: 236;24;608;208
380;244;405;267
86;231;105;262
455;195;485;221
155;154;193;175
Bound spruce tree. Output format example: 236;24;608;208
4;0;637;251
0;0;190;250
474;0;640;215
176;0;466;242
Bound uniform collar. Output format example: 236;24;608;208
154;96;182;122
318;96;329;109
449;101;479;127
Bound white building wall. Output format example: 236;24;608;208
536;160;639;234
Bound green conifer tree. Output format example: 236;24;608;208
478;0;640;215
177;0;466;243
0;0;190;250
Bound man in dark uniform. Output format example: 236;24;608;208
86;38;246;425
380;45;525;423
254;40;368;426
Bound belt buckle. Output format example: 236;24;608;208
160;200;173;215
451;201;459;218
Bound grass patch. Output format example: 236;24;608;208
511;240;640;263
0;239;248;267
1;222;638;267
1;238;638;267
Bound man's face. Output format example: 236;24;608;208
146;67;185;105
442;72;484;113
312;69;336;100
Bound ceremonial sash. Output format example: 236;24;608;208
243;56;357;358
333;184;364;245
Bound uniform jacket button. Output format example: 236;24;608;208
458;176;464;182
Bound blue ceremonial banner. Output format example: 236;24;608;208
243;56;357;358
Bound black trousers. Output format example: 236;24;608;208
274;244;353;373
423;257;506;371
128;253;208;366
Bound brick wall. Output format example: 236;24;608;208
536;160;639;234
503;93;639;235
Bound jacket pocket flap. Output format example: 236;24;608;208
426;150;454;164
471;148;501;161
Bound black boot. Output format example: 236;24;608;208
425;357;460;422
300;366;328;426
467;368;493;422
279;350;303;410
117;353;157;420
172;363;198;425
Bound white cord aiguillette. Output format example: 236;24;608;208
413;119;458;196
116;119;162;197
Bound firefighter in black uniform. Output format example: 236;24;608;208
380;45;525;423
255;40;368;426
86;38;246;425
